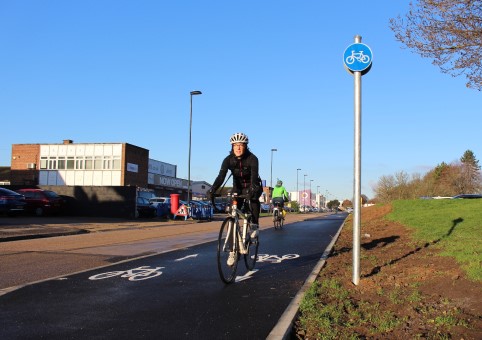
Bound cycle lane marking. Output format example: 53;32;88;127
235;270;258;282
174;254;198;261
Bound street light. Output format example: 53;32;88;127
188;90;202;207
270;148;277;189
296;168;301;207
270;148;277;204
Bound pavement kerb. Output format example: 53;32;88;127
266;216;347;340
0;213;331;242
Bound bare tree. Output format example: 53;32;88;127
390;0;482;90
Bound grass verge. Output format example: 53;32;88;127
386;199;482;282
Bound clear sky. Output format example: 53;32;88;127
1;1;480;201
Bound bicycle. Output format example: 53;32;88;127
215;193;259;284
272;201;284;230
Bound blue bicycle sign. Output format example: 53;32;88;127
343;43;373;73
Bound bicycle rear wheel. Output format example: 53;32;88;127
274;210;281;229
217;217;239;284
244;234;259;271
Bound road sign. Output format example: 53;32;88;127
343;43;373;73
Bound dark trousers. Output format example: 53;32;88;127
249;199;260;224
237;188;260;225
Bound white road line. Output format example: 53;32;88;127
174;254;199;261
235;269;258;282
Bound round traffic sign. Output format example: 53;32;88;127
343;43;373;73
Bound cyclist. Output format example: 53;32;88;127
271;179;289;220
208;132;263;240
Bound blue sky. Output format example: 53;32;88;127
1;1;480;201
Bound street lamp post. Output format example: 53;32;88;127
188;90;202;208
270;148;277;204
270;149;277;189
296;168;301;208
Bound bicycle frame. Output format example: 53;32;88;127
223;196;250;254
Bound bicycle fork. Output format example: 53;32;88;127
223;218;248;255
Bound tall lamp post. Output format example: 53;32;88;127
270;148;277;203
188;90;202;207
303;174;307;208
296;168;301;208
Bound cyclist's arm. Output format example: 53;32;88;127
249;154;260;188
211;156;230;191
283;188;289;201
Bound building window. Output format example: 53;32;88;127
103;157;112;170
85;156;93;169
76;157;84;169
40;157;48;169
66;157;75;169
58;157;66;170
94;156;102;169
48;157;57;170
113;156;121;170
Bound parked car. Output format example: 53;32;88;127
214;202;229;213
0;187;27;216
260;203;270;213
16;188;65;216
149;197;171;206
136;196;157;218
148;197;171;218
452;194;482;199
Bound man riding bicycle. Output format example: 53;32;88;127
271;179;289;219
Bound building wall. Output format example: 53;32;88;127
123;143;149;187
10;141;149;188
10;144;41;185
191;181;212;200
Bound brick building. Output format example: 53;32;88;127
10;140;148;187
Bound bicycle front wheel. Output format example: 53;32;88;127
217;217;239;284
244;234;259;271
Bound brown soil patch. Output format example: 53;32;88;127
294;204;482;339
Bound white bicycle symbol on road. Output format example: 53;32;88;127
88;266;164;281
345;50;370;64
256;254;300;263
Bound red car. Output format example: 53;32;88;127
16;188;65;216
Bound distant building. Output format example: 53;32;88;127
9;140;203;201
11;140;148;187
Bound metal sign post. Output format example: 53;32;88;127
343;35;372;285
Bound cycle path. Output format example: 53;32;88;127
0;215;346;339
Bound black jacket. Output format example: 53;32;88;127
212;149;261;196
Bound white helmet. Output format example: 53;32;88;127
230;132;249;144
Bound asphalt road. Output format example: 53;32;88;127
0;213;346;339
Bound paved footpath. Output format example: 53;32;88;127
0;213;329;291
